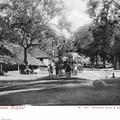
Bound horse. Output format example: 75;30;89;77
64;61;72;79
55;62;65;77
55;59;73;78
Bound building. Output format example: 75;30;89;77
9;44;45;66
29;48;50;66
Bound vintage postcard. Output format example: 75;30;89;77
0;0;120;118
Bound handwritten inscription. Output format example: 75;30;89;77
0;106;25;110
1;118;12;120
11;106;25;110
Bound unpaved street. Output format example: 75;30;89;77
0;69;120;105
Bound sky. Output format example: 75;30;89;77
0;0;92;38
0;0;92;33
51;0;92;33
62;0;92;32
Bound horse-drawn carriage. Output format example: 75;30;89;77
54;56;83;78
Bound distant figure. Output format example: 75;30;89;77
74;65;78;76
55;63;59;77
77;63;83;73
65;61;71;79
48;64;53;78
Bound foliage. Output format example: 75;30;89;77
91;0;120;68
74;24;94;56
0;0;64;65
58;15;71;32
87;0;100;18
74;0;120;68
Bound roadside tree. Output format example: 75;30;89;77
0;0;64;65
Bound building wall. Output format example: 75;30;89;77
43;59;49;66
37;58;50;66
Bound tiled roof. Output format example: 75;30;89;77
29;48;49;59
0;45;23;64
10;44;45;66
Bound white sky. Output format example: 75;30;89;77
0;0;92;33
62;0;92;32
51;0;92;32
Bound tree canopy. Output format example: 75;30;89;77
0;0;64;65
74;0;120;68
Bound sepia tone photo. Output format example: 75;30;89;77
0;0;120;106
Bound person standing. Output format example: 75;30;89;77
48;64;53;78
65;61;71;79
55;63;59;77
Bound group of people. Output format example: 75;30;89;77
48;58;80;79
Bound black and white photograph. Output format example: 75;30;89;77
0;0;120;106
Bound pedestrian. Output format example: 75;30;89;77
55;63;59;77
74;64;78;76
78;63;83;73
48;64;53;78
65;61;71;79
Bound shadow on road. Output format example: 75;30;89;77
38;75;90;81
0;75;91;92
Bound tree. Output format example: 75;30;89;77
58;14;71;32
0;0;64;65
74;25;94;54
58;15;74;54
88;0;120;68
0;15;11;43
45;20;72;59
87;0;100;18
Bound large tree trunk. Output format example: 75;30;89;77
113;56;117;70
116;59;120;70
113;56;119;70
118;58;120;70
24;48;28;66
0;64;2;71
102;58;106;68
90;56;95;68
95;55;98;67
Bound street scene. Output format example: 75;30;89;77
0;0;120;105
